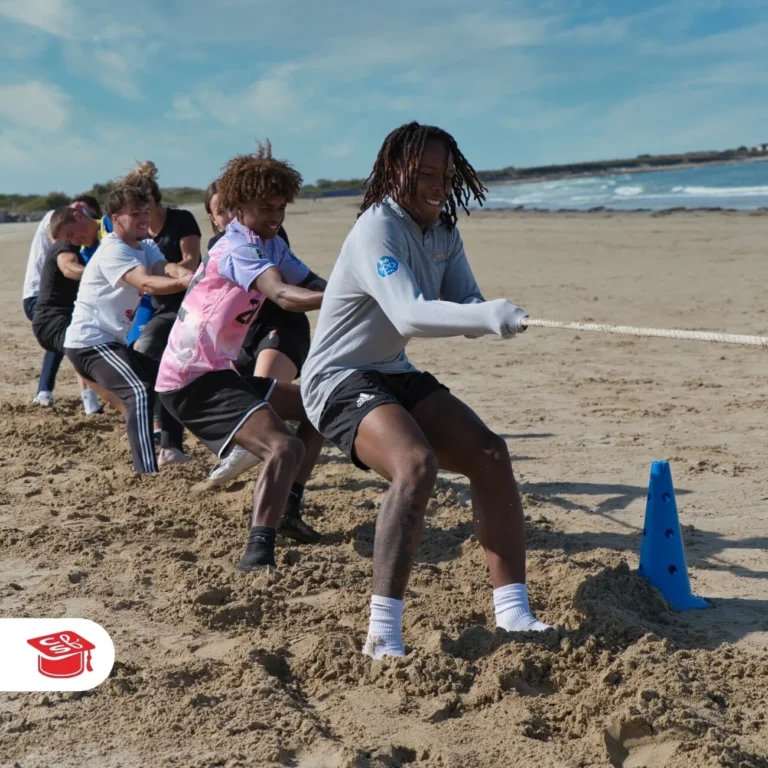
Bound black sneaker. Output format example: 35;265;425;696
278;494;321;544
236;526;277;572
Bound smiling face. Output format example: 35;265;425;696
57;213;98;246
237;195;287;240
112;203;151;244
398;138;455;231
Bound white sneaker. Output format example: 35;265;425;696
158;447;190;468
207;445;259;486
33;391;55;407
80;389;102;415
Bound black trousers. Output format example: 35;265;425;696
64;344;182;473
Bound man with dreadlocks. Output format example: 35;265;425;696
155;143;326;570
301;121;550;659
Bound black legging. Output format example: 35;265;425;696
132;310;184;450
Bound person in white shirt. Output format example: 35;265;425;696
22;195;101;408
64;186;192;474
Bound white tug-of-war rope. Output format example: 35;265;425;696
520;318;768;347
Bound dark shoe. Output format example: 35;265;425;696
278;496;321;544
236;526;277;572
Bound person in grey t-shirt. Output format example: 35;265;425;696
301;122;551;660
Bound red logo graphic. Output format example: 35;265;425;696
125;308;135;321
27;631;95;679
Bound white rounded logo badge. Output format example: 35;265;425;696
0;619;115;691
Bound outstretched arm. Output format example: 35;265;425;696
122;263;192;295
358;254;525;339
153;260;193;280
440;232;485;305
253;267;323;312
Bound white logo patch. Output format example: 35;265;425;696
356;393;375;408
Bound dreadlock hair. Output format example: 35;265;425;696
120;160;162;205
360;121;487;229
105;186;151;218
217;141;302;211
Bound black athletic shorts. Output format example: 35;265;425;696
32;314;69;355
158;370;275;458
132;310;177;360
235;318;311;378
317;370;448;470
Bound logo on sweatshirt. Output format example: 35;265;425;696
246;244;267;261
376;256;399;277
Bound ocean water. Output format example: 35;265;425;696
474;159;768;212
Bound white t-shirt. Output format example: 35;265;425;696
64;233;166;349
22;210;54;300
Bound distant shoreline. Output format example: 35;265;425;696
2;154;767;224
481;154;768;189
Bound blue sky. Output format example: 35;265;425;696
1;0;767;194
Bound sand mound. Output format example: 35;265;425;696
1;404;767;767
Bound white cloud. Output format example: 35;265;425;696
322;140;354;159
165;96;201;121
0;80;70;131
0;0;72;37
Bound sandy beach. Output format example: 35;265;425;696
1;199;767;767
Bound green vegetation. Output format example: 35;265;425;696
2;146;765;214
0;184;208;214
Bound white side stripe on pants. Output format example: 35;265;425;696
94;344;156;472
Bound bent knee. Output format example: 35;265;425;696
482;431;510;463
267;433;305;468
392;448;439;492
463;430;511;477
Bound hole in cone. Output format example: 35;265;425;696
668;565;677;575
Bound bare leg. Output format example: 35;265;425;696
353;405;438;599
264;382;324;487
232;407;305;529
254;349;298;382
79;375;126;416
411;389;525;587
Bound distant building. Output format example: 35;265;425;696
752;143;768;152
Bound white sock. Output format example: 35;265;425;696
493;583;551;633
80;389;101;415
363;596;405;659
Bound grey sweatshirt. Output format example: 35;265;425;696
300;197;526;427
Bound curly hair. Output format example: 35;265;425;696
120;160;162;205
217;141;303;210
360;121;486;229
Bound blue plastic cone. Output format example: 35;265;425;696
638;461;709;610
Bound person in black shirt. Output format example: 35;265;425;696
119;161;201;467
31;209;123;415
